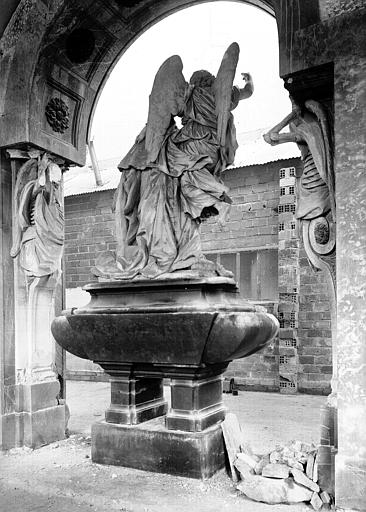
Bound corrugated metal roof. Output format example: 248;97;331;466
228;128;300;169
64;157;121;197
64;129;300;197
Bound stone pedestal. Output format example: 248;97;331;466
166;374;225;432
52;277;278;478
15;379;65;448
92;417;225;479
105;375;167;425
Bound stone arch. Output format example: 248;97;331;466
0;0;321;165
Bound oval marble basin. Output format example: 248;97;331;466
51;277;278;369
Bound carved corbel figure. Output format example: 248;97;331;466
10;151;65;383
11;152;64;287
264;97;336;291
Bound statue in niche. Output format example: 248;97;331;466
11;152;64;284
93;42;254;280
263;97;336;288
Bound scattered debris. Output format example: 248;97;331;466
222;413;334;510
262;463;290;479
221;413;245;483
237;474;313;504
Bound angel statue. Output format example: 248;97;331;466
11;152;64;286
93;42;254;280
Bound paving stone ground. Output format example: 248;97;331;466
0;381;326;512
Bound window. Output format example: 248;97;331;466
291;221;296;230
280;187;286;196
278;205;284;213
291;204;296;213
279;223;284;231
289;186;295;195
280;169;286;179
289;167;296;177
284;339;297;348
204;249;278;300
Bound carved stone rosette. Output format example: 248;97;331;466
45;97;70;133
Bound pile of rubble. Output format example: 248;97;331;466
222;413;332;510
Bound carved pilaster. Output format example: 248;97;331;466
4;147;67;448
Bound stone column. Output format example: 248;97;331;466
0;149;16;449
334;56;366;511
2;149;66;448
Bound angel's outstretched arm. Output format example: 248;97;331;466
238;73;254;100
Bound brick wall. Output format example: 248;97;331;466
297;244;332;394
201;161;280;252
65;190;116;289
200;161;282;391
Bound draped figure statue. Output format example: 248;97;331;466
93;42;254;280
263;96;335;223
11;153;64;283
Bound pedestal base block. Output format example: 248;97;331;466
92;417;225;479
21;405;65;448
0;413;17;450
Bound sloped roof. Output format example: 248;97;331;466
64;129;300;197
229;128;300;169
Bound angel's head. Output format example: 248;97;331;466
189;70;215;89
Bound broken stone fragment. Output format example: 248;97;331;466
306;452;316;479
285;457;304;471
269;450;282;464
234;457;254;478
310;491;323;510
320;490;331;504
254;454;270;475
291;467;320;492
235;451;258;470
312;459;318;483
261;463;290;479
237;475;313;504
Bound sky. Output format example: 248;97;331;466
91;1;291;162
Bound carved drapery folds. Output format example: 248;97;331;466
11;151;64;284
264;97;336;291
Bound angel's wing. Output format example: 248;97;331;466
145;55;187;163
213;42;240;147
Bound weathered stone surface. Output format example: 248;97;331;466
237;475;313;504
262;463;290;479
234;456;254;478
22;404;65;449
235;452;258;470
92;418;225;479
291;467;320;492
254;454;270;475
222;413;243;483
320;490;331;504
310;491;323;510
306;452;316;479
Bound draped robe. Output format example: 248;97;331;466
113;85;239;279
